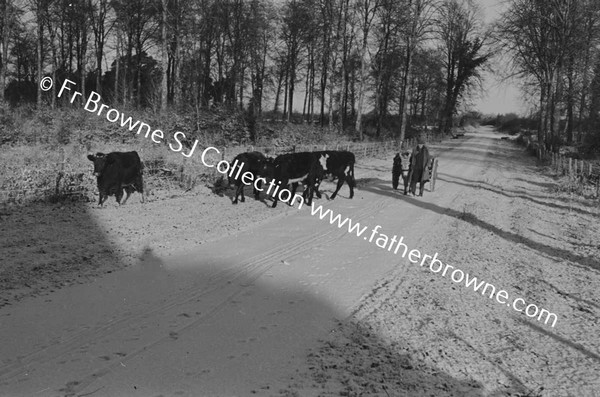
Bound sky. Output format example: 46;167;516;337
474;0;527;116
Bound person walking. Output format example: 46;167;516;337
408;134;430;196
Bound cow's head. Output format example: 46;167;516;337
87;152;108;177
260;157;277;178
318;154;329;172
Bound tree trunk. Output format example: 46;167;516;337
0;0;9;106
328;74;334;130
36;2;43;108
115;33;120;105
161;0;168;112
174;44;182;109
283;65;289;119
287;54;296;122
399;44;413;141
565;58;574;145
273;66;283;113
354;32;368;141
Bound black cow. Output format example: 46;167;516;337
263;152;328;208
392;151;411;194
228;151;267;204
87;151;145;206
313;150;356;200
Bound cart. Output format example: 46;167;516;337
427;157;439;192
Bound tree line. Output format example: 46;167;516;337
495;0;600;153
1;0;491;142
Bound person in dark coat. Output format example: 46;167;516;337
408;135;430;196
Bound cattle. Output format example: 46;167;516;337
228;151;267;204
392;151;411;194
263;152;328;208
312;150;356;200
87;151;145;206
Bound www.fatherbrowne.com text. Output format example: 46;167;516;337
308;203;559;328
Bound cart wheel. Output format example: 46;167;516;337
431;158;438;192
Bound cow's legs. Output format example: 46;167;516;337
345;174;354;199
307;175;323;205
301;180;315;205
286;182;300;205
271;179;287;208
311;178;323;199
233;181;245;204
305;184;314;205
253;178;262;200
136;176;145;203
310;176;324;203
290;182;299;197
330;175;345;199
121;186;133;205
115;184;124;204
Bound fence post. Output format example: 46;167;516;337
55;161;64;197
569;158;572;177
558;155;562;174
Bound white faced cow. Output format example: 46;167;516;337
262;152;329;208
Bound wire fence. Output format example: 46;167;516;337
0;134;440;206
549;152;600;197
523;135;600;197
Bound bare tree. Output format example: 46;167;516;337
160;0;168;111
90;0;113;97
398;0;437;141
496;0;587;150
32;0;51;108
437;0;489;135
0;0;13;105
280;0;311;121
112;0;158;108
354;0;380;140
